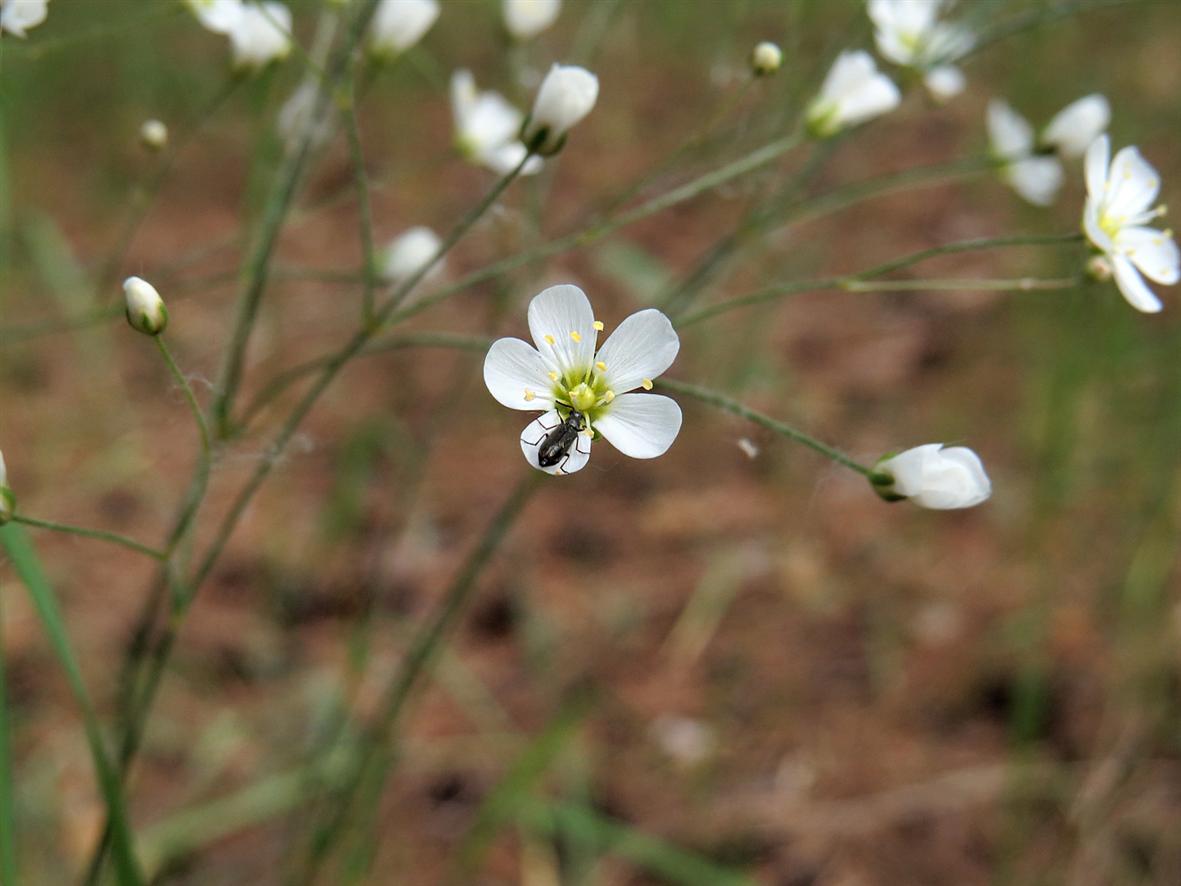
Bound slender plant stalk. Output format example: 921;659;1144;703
295;473;543;883
843;276;1082;292
340;87;379;323
10;515;165;560
659;378;870;475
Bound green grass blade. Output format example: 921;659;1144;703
0;577;19;884
0;525;145;885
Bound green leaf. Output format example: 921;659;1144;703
0;525;145;885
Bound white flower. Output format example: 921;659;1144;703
1;0;49;37
805;51;900;138
521;64;599;155
503;0;560;41
139;119;169;151
868;0;972;99
873;444;991;510
1083;134;1178;313
484;285;682;475
750;41;783;77
186;0;241;33
987;99;1062;206
0;449;11;525
124;276;169;336
1041;93;1110;159
451;70;543;176
382;227;443;286
369;0;439;56
227;1;291;69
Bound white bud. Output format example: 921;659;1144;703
124;276;169;336
382;227;443;286
503;0;560;41
0;450;12;526
750;41;783;77
139;119;169;152
1041;93;1110;159
1086;254;1114;282
369;0;440;57
923;65;965;102
522;64;599;156
806;51;900;138
872;444;991;510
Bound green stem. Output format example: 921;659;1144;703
340;87;379;324
843;276;1081;292
11;515;166;560
155;336;212;464
296;473;542;883
659;378;870;476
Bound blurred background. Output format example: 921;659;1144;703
2;0;1181;882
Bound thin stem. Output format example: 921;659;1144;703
341;87;379;323
659;378;870;476
11;515;166;560
843;276;1082;293
155;336;212;461
295;473;543;883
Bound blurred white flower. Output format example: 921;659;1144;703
451;70;543;176
1;0;49;37
868;0;973;100
0;449;11;526
987;99;1062;206
484;284;682;475
369;0;439;57
382;227;443;286
750;41;783;77
805;51;900;138
1083;135;1178;313
1041;93;1110;158
277;81;336;153
124;276;169;336
186;0;242;33
503;0;560;41
139;119;169;152
873;444;991;510
227;1;292;69
521;64;599;155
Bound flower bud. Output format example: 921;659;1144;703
750;41;783;77
521;64;599;156
0;450;13;527
139;119;169;152
503;0;560;41
124;276;169;336
1085;254;1114;282
871;444;991;510
382;227;443;286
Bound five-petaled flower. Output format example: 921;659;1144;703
1083;134;1179;313
871;444;991;510
868;0;973;101
987;99;1063;207
484;285;682;475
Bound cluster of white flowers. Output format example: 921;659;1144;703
0;0;48;38
868;0;973;101
187;0;292;69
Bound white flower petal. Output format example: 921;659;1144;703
878;444;991;509
520;411;591;475
987;99;1033;157
836;74;901;127
1118;226;1180;285
1042;94;1109;158
1106;146;1161;220
819;50;877;103
594;393;682;459
1006;156;1063;206
527;284;597;376
1;0;48;35
525;64;599;145
370;0;439;54
593;309;680;394
228;2;292;68
480;142;543;176
484;338;555;411
924;65;965;102
1084;134;1110;201
382;226;442;286
1083;199;1113;253
1111;254;1163;313
187;0;243;34
462;92;524;155
503;0;560;40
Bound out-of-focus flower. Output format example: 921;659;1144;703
451;70;542;175
987;99;1063;206
186;0;243;34
277;81;336;153
750;41;783;77
868;0;973;101
124;276;169;336
805;51;900;138
1041;93;1110;158
521;64;599;156
871;444;991;510
231;2;291;68
139;119;169;152
1;0;49;37
1083;134;1178;313
369;0;439;57
0;449;12;526
503;0;559;41
484;284;682;475
382;227;443;286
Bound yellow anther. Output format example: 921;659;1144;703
641;378;653;390
547;371;559;382
595;361;607;371
570;330;582;342
593;320;604;331
603;390;615;403
523;389;536;402
544;334;555;345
